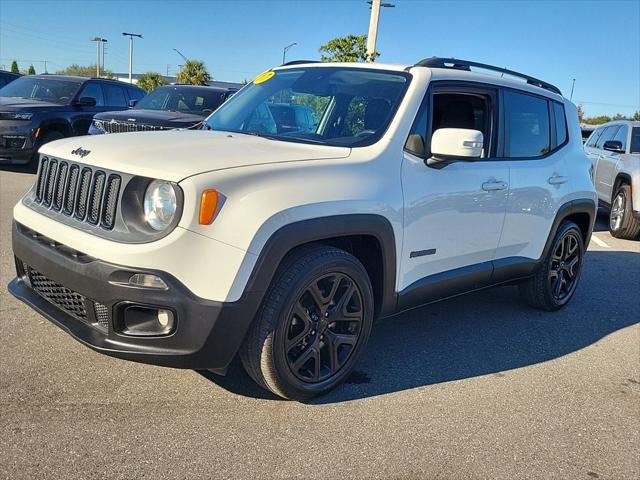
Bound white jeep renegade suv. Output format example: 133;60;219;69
9;58;597;400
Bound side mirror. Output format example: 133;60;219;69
129;99;138;108
428;128;484;167
76;96;97;107
603;140;624;153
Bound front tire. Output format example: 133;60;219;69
609;184;640;240
519;221;585;311
239;245;374;401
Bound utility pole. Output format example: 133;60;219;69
282;42;297;64
366;0;394;61
91;37;102;76
123;32;142;83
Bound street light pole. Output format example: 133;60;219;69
366;0;394;61
91;37;101;76
101;39;108;75
570;78;576;101
282;42;297;64
173;48;189;63
123;32;142;83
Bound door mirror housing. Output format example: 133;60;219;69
428;128;484;167
76;96;97;107
129;99;138;108
603;140;624;153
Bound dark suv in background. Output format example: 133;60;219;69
0;75;145;165
89;84;239;134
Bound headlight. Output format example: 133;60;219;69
143;180;177;231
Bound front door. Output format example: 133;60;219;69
399;83;508;295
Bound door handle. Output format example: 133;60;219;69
548;175;568;185
481;181;508;191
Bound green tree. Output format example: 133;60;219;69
176;60;211;85
55;63;112;78
612;113;628;121
582;115;611;125
27;65;36;75
137;72;167;92
319;34;379;63
10;60;19;74
633;111;640;121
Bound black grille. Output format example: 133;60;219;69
26;264;87;320
33;158;121;230
94;119;172;134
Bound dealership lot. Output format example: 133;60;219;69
0;168;638;479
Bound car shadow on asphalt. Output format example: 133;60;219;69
0;163;38;174
199;250;640;404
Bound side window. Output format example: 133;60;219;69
78;82;104;106
586;127;604;148
128;87;145;101
103;84;128;107
552;102;567;146
504;90;550;158
612;125;628;151
595;126;619;149
631;127;640;154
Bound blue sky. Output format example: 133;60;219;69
1;0;638;116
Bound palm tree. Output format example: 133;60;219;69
138;72;167;92
176;60;211;85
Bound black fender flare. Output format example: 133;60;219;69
539;198;597;262
244;214;398;316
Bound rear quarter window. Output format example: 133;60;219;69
504;90;551;158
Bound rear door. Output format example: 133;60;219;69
496;90;571;263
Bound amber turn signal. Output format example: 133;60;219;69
199;189;219;225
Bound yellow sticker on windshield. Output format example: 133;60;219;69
254;70;275;84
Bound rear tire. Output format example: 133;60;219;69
609;184;640;240
239;245;374;401
519;221;585;311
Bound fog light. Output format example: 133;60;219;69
157;309;173;328
121;306;175;336
4;136;27;149
128;273;168;290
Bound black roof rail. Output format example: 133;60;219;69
281;60;321;66
415;57;562;95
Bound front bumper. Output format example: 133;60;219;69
0;122;37;164
8;222;261;371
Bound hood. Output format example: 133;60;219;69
94;108;204;127
0;96;67;111
39;130;351;182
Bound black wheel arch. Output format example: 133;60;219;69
38;119;72;139
539;199;596;262
612;173;633;202
244;214;398;318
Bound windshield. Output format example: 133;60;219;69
136;86;226;115
0;76;82;104
204;67;410;147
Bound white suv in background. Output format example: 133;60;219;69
585;121;640;239
9;58;596;400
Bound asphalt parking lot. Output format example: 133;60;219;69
0;167;638;480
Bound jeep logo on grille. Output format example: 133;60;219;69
71;147;91;158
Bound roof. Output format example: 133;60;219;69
276;59;565;99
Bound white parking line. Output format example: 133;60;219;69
591;234;611;248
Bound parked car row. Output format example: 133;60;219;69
0;75;238;165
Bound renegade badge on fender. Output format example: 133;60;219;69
9;58;597;401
